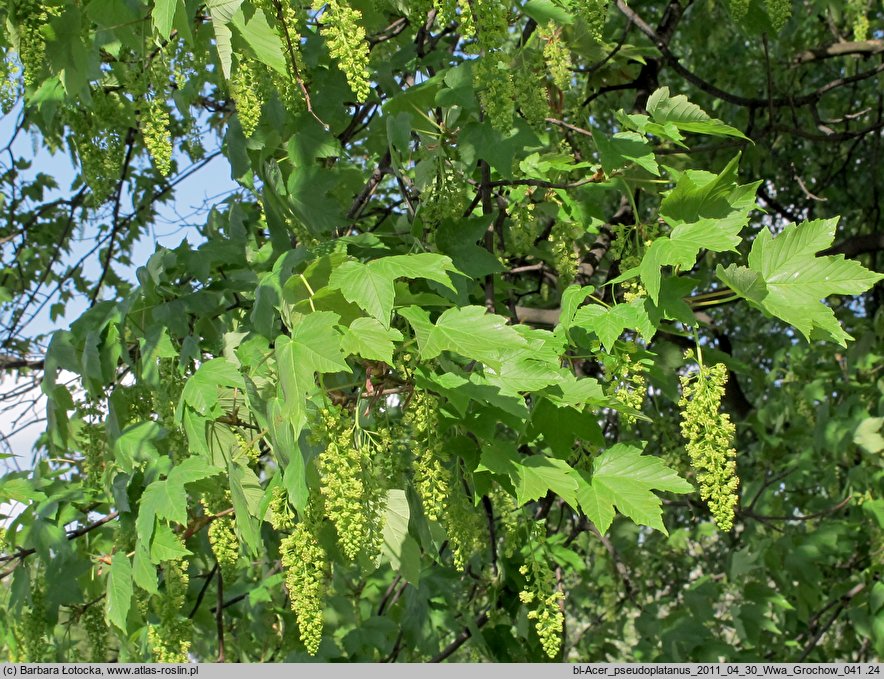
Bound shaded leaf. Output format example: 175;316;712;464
105;553;132;633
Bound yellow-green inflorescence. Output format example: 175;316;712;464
202;488;240;584
678;352;740;531
405;390;482;570
420;157;468;225
280;502;327;656
846;0;869;40
444;476;484;571
316;406;385;561
269;485;296;531
539;24;572;92
12;3;61;90
549;221;581;286
208;518;240;585
614;354;647;426
519;536;565;658
405;390;451;522
764;0;792;31
475;53;515;131
570;0;609;43
142;96;172;176
315;0;372;102
515;46;550;126
726;0;750;21
490;485;521;559
82;605;107;662
19;579;50;662
230;58;264;137
148;560;192;663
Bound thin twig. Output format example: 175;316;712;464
188;563;219;619
429;611;490;662
90;128;137;305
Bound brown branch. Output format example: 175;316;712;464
794;40;884;64
545;117;592;138
0;355;44;371
377;574;403;616
742;496;851;523
512;203;629;325
347;150;392;220
479;160;496;312
188;562;219;619
90;127;137;306
0;511;119;568
368;16;409;47
215;568;225;662
587;519;639;606
616;1;884;110
768;119;884;142
429;611;490;662
182;507;234;541
819;233;884;258
797;581;867;661
486;174;606;189
481;495;498;577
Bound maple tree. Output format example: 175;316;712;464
0;0;883;663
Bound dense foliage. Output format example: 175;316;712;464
0;0;882;663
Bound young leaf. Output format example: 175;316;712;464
105;553;133;633
734;218;884;345
149;523;193;563
229;461;264;556
341;317;404;365
151;0;179;40
329;254;457;328
594;131;660;176
572;299;655;351
421;306;528;369
136;458;223;544
641;156;757;302
576;443;693;534
133;542;158;595
177;357;244;419
516;456;581;509
647;87;749;140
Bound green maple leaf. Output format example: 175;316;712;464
639;156;759;302
229;461;264;555
720;218;884;345
572;298;655;351
329;253;457;328
136;458;223;545
177;357;244;419
576;443;692;534
647;87;749;140
149;524;192;563
341;317;404;365
105;553;133;633
419;305;528;369
275;311;350;436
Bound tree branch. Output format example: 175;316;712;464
819;233;884;258
0;511;120;570
616;1;884;110
797;581;867;661
794;40;884;64
90;127;137;306
429;611;490;662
